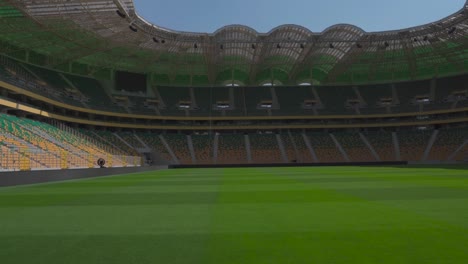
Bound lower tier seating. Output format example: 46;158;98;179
333;132;375;162
191;134;214;164
0;114;140;171
365;131;397;161
217;134;247;164
249;133;282;164
428;128;468;161
307;133;345;163
130;128;468;165
163;134;193;164
399;130;433;161
2;113;467;171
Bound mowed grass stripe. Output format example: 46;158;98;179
207;167;468;263
0;167;468;264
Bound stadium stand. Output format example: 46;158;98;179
315;86;358;115
428;127;468;161
435;75;468;110
92;131;139;156
333;132;375;162
0;114;139;171
191;134;214;164
191;87;215;116
249;133;283;163
394;80;431;113
307;132;346;163
290;132;316;163
138;133;173;163
365;131;397;161
398;129;433;161
78;129;129;156
281;132;299;162
118;132;145;149
453;142;468;161
357;84;393;114
157;86;192;115
24;64;70;92
0;0;467;171
163;134;192;164
275;87;316;115
126;96;159;114
65;75;123;112
243;87;274;116
217;134;247;164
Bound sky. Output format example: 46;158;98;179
133;0;465;33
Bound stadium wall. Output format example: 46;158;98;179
0;166;167;187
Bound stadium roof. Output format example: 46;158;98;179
2;0;468;86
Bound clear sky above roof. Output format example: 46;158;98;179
134;0;465;33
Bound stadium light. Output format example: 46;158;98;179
116;10;126;18
129;25;138;32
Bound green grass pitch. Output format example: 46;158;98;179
1;166;468;264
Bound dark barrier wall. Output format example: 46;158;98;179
169;161;408;169
0;166;167;187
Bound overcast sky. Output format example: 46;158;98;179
133;0;464;33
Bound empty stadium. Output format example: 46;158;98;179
0;0;468;263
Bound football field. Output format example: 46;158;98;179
1;166;468;264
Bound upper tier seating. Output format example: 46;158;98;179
65;74;123;112
394;80;430;113
157;86;192;115
25;64;70;91
3;57;468;117
275;87;316;115
435;75;468;110
243;87;273;116
357;84;393;114
315;86;358;115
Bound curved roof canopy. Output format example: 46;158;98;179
1;0;468;86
